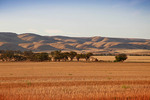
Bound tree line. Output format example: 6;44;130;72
0;50;93;62
0;50;127;62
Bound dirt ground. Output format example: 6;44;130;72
0;62;150;100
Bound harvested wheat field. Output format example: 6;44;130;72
93;56;150;63
0;62;150;100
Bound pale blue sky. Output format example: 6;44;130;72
0;0;150;39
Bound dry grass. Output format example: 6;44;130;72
0;62;150;100
93;56;150;62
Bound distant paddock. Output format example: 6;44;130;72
93;56;150;63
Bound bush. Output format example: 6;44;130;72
115;54;127;62
31;53;49;62
85;52;93;61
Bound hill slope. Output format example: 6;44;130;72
0;32;150;54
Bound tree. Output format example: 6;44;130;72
13;55;26;61
62;52;70;61
23;50;33;57
76;54;81;61
115;54;127;62
30;53;49;62
38;53;49;61
50;50;62;61
0;50;5;54
23;50;33;60
14;50;23;55
68;51;77;61
85;52;93;61
0;50;15;61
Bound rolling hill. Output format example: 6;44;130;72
0;32;150;54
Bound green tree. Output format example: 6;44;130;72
23;50;33;57
62;52;70;61
23;50;33;60
76;54;81;61
31;53;49;62
0;50;15;61
68;51;77;61
50;50;62;61
115;54;127;62
13;55;26;61
85;52;93;61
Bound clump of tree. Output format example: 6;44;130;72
50;50;75;61
0;50;51;62
0;50;94;62
30;53;50;62
114;54;127;62
68;51;77;61
76;53;93;61
23;50;34;60
0;50;26;61
85;52;93;61
50;51;93;62
50;50;63;61
23;51;51;61
13;55;26;61
0;50;14;61
76;54;82;61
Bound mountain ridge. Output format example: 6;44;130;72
0;32;150;54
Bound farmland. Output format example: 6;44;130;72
94;56;150;63
0;60;150;100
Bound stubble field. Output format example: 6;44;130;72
0;60;150;100
93;56;150;63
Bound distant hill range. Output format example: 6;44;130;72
0;32;150;54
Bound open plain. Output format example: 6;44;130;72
0;60;150;100
93;56;150;63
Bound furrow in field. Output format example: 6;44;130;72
1;80;150;88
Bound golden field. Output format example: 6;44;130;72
93;56;150;62
0;61;150;100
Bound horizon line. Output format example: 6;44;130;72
0;32;150;40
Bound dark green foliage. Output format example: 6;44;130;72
115;54;127;62
50;50;63;61
76;54;81;61
76;54;86;61
68;51;77;61
50;51;91;62
0;50;25;61
13;55;26;61
0;50;50;62
75;53;93;61
62;52;70;61
0;50;94;62
23;50;33;56
0;50;14;61
50;51;77;61
85;52;93;61
30;53;49;62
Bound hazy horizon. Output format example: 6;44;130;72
0;0;150;39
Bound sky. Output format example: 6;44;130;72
0;0;150;39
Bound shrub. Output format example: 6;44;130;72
115;54;127;62
31;53;49;62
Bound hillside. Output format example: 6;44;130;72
0;32;150;54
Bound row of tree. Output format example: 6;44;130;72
50;50;93;61
0;50;127;62
0;50;94;62
50;51;94;61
